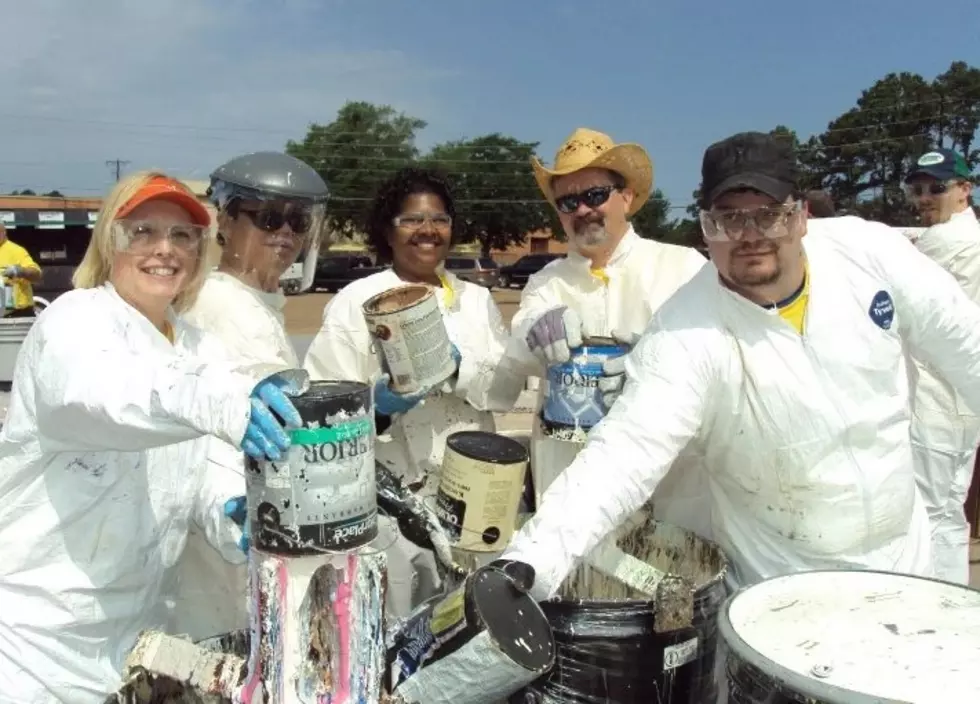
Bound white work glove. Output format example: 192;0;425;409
598;330;641;410
525;306;583;366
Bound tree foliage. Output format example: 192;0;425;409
422;134;550;256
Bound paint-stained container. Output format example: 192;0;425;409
719;570;980;704
541;337;629;431
435;431;529;552
389;562;555;703
517;520;727;704
362;284;456;395
246;380;377;555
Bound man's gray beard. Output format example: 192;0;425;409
571;224;610;249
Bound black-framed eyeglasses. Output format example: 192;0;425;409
238;205;314;235
554;185;619;214
905;181;950;198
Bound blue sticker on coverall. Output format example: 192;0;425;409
868;290;895;330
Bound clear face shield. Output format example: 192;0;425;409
211;180;328;293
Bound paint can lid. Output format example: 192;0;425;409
291;380;372;417
468;566;555;673
447;431;528;465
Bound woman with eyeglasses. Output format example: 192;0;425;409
0;172;302;703
172;152;329;641
303;167;525;617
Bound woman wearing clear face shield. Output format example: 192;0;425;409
0;172;304;704
303;167;526;617
174;152;328;640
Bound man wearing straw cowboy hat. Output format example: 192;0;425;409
511;127;707;532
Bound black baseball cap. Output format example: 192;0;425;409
701;132;799;207
906;149;971;182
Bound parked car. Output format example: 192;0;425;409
444;256;500;288
314;254;384;292
498;253;565;288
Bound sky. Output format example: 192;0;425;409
1;0;978;215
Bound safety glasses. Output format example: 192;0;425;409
238;205;315;235
700;201;804;242
112;219;206;253
554;185;618;214
393;212;453;230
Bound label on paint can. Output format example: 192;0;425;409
435;444;528;552
363;285;456;394
542;341;628;430
248;415;378;554
390;587;468;689
663;636;699;672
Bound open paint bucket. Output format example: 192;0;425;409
719;570;980;703
541;337;629;434
362;284;456;395
246;380;378;555
435;431;529;553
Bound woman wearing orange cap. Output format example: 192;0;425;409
0;171;305;703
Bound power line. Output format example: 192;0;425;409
105;159;130;182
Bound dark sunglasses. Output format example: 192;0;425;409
905;182;949;197
554;185;619;214
238;206;314;235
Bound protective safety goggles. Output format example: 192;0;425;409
554;185;618;214
393;212;453;231
237;204;316;235
112;219;206;254
699;201;804;242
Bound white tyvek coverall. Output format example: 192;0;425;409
503;216;980;600
907;207;980;584
303;268;525;617
508;227;709;535
172;271;301;640
0;284;259;703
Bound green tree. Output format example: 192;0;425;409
286;101;426;234
933;61;980;169
423;134;550;257
43;190;63;197
631;189;673;240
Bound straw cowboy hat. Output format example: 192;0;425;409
531;127;654;216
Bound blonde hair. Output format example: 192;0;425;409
72;170;218;312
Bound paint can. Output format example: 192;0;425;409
518;519;727;704
246;380;377;556
434;431;529;553
541;337;629;433
388;562;555;704
362;284;456;395
719;570;980;703
238;548;388;704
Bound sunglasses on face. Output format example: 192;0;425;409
238;206;314;235
905;181;950;198
393;212;453;230
554;185;619;214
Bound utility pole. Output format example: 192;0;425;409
105;159;130;182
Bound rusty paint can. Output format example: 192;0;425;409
246;380;378;556
435;431;529;553
362;284;456;395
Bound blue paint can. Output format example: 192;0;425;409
542;337;629;431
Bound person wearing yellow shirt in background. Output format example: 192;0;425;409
0;223;42;317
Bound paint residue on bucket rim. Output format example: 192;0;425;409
446;430;529;465
363;284;430;314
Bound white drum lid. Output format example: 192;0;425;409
726;570;980;702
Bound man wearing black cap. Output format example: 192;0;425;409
903;148;980;584
499;131;980;604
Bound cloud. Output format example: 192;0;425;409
0;0;457;192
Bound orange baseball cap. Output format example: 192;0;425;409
116;176;211;226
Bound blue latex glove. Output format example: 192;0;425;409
2;265;23;279
243;375;303;461
525;306;583;366
224;495;249;553
450;343;462;371
374;374;427;416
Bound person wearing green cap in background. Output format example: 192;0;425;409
904;148;980;584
